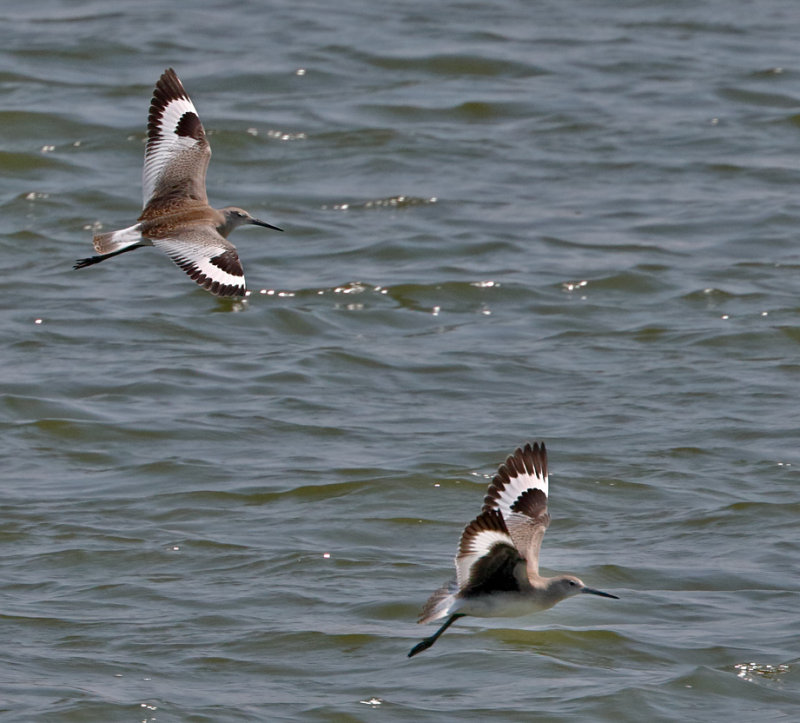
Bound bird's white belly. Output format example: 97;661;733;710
453;592;554;618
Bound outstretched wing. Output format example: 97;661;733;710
482;442;550;576
151;227;246;297
142;68;211;214
455;508;526;595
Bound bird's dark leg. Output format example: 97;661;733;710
408;614;465;658
73;244;145;270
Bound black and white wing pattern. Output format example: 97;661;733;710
151;228;246;297
142;68;211;213
455;508;526;595
481;442;550;576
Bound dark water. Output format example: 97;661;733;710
2;0;800;720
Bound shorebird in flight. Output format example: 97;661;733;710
409;441;618;657
75;68;282;297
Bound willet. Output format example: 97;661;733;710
74;68;282;297
408;441;618;658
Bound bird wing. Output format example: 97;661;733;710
455;508;527;594
150;226;246;297
141;68;211;214
481;442;550;577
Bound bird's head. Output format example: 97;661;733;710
548;575;619;604
219;207;283;236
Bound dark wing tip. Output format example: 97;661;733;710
154;68;187;102
457;508;509;556
514;441;547;478
170;251;246;298
481;440;547;513
148;68;197;143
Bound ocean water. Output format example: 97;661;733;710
2;0;800;720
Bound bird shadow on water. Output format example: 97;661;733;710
209;295;249;313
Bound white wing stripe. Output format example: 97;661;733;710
156;98;196;138
142;97;200;206
456;528;513;587
492;469;548;519
150;238;244;289
191;255;244;288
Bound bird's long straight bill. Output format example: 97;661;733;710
581;587;619;599
251;218;284;232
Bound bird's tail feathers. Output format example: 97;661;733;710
417;580;458;624
93;224;143;255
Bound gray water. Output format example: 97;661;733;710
2;0;800;720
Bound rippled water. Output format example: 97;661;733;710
2;0;800;720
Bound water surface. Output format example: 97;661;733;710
2;0;800;720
